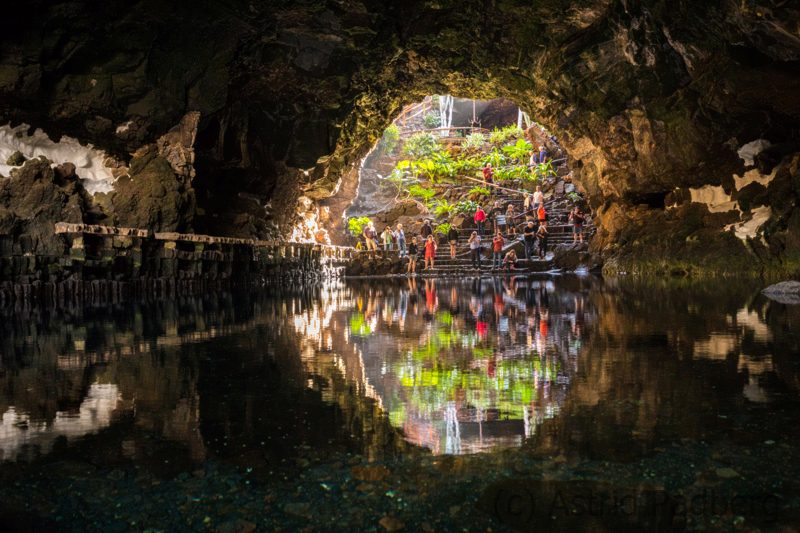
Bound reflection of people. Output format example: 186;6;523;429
425;279;438;314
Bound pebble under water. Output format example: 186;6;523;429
0;275;799;531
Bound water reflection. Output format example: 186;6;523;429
0;277;798;466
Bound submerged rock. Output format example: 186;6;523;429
762;281;800;305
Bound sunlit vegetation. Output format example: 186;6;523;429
347;216;371;237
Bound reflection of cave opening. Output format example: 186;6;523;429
343;95;585;247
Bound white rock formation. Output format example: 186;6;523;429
737;139;771;166
0;123;116;194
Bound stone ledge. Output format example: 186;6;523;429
55;222;150;238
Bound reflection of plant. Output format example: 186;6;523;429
461;132;486;152
502;138;533;162
349;313;372;336
489;125;523;145
347;216;371;237
423;112;441;128
380;124;400;155
434;223;452;236
403;132;440;159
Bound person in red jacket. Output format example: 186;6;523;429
482;164;494;187
474;206;487;236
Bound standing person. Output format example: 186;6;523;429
381;226;394;251
532;185;544;211
396;223;407;256
363;221;378;253
523;193;532;218
482;163;494;188
420;219;433;240
537;204;547;224
523;221;537;260
423;234;437;270
492;230;504;269
474;205;487;236
468;231;482;269
502;249;518;272
491;200;503;233
447;224;459;259
536;222;549;259
569;206;586;243
406;237;419;275
505;203;517;238
537;144;548;164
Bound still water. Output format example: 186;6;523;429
0;275;799;531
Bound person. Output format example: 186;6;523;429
396;223;406;256
523;221;537;260
482;163;494;187
537;204;547;224
468;231;482;269
523;193;532;216
528;150;537;168
492;230;504;269
502;249;518;272
569;206;586;243
532;185;544;211
447;224;459;259
406;237;419;274
537;144;548;164
505;203;517;237
381;226;394;251
423;234;437;270
490;200;503;233
536;222;549;259
363;221;378;252
474;206;487;236
420;219;433;240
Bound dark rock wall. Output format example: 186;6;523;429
1;0;798;273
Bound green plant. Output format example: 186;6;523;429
433;201;455;218
461;132;486;152
566;191;581;203
489;125;523;145
380;123;400;155
434;222;452;236
502;138;533;162
347;216;371;237
468;186;491;197
403;132;440;159
408;184;437;202
531;161;556;181
481;149;506;168
455;199;479;215
495;166;529;181
423;112;441;128
453;156;483;175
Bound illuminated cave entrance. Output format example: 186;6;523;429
343;96;588;254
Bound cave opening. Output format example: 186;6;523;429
330;94;591;263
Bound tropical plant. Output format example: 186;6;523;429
455;199;479;215
434;223;452;236
408;184;437;202
495;166;529;182
531;160;556;181
566;191;581;203
489;124;523;145
423;112;441;128
461;132;486;152
433;200;455;218
502;138;533;162
468;186;491;197
481;148;506;168
380;123;400;155
403;132;439;159
453;156;483;175
347;216;371;237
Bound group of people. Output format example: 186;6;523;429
359;165;588;274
